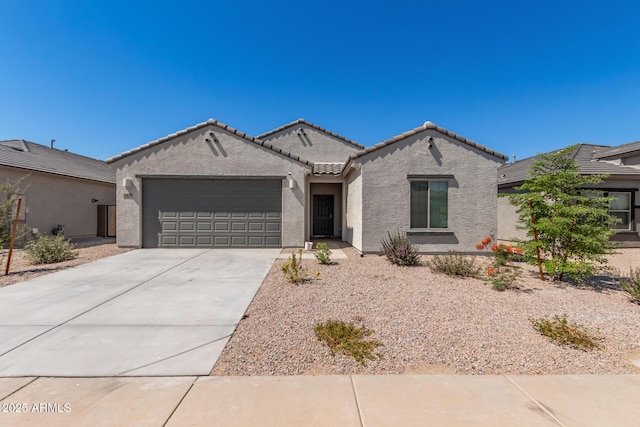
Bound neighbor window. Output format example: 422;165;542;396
609;192;631;230
410;181;448;228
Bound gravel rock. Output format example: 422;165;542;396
212;248;640;376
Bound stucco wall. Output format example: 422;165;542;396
343;168;362;250
353;130;503;253
1;166;115;239
110;124;310;248
261;124;361;162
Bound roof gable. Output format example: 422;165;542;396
257;118;365;150
342;121;507;173
106;119;314;168
0;139;115;184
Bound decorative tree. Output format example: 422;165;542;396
506;146;618;281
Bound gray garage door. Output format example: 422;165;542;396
142;179;282;248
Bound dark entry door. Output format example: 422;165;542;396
313;195;334;236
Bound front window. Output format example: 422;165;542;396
410;181;448;228
609;192;631;230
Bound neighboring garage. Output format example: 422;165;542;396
142;178;282;248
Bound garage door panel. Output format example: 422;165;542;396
143;179;282;248
197;222;212;232
231;236;247;246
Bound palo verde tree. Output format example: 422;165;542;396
506;145;618;281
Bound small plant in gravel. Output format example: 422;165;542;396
314;242;332;265
530;314;601;350
619;267;640;304
380;229;420;266
281;250;314;284
24;234;78;265
427;251;480;278
314;320;383;365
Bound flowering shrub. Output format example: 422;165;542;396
476;236;522;291
380;229;420;266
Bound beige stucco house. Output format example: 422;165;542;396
0;139;116;240
498;142;640;247
107;118;507;253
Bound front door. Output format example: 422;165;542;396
313;195;334;236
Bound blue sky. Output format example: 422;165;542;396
2;1;640;162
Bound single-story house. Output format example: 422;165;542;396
0;139;116;240
106;118;507;253
498;142;640;247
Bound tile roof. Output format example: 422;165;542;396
106;119;314;168
0;139;115;184
342;121;508;173
257;118;365;149
498;143;640;188
592;140;640;160
312;162;345;175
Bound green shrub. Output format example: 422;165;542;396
314;319;383;365
619;267;640;304
427;251;480;278
314;242;332;265
530;314;600;350
24;234;78;265
380;229;420;266
281;249;312;284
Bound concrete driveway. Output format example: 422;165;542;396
0;249;279;376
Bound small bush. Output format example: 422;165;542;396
281;249;313;284
380;229;420;266
427;251;480;278
490;265;521;291
530;314;600;350
314;242;332;265
619;267;640;304
24;234;78;265
314;319;383;365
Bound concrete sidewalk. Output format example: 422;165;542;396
1;375;638;426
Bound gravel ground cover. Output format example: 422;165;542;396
0;238;131;288
212;247;640;376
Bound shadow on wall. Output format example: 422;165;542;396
407;232;459;245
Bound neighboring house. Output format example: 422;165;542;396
106;118;507;253
0;139;116;240
498;143;640;247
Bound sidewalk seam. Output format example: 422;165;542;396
0;250;212;359
505;375;566;427
162;376;197;427
0;377;38;401
349;376;365;427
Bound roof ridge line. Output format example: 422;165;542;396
256;119;365;149
106;118;315;168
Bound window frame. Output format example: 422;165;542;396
582;188;635;231
408;178;450;230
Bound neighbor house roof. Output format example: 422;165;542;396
592;140;640;160
257;118;365;149
341;121;508;173
0;139;115;184
498;143;640;188
106;119;314;167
